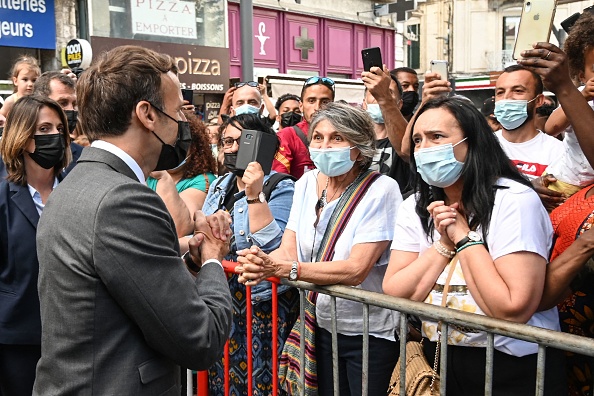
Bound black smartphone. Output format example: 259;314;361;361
235;129;278;175
182;89;193;105
362;47;383;72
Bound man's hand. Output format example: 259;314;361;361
361;66;392;105
531;174;566;212
220;86;236;115
188;211;232;264
60;68;77;82
421;71;451;104
517;43;573;95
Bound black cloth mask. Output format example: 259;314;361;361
64;110;78;135
401;91;419;116
153;120;191;171
223;152;245;177
29;134;65;169
280;111;302;128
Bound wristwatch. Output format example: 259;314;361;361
455;231;482;250
288;261;299;281
247;191;266;204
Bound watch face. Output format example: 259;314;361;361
258;191;266;203
289;272;297;281
468;231;481;242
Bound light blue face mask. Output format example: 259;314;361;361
493;97;538;131
309;146;356;177
366;104;384;124
234;104;260;116
414;137;467;188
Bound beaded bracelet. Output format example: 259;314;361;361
433;240;456;258
456;241;485;253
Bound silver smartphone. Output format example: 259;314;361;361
513;0;557;60
430;60;448;81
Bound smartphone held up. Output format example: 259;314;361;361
362;47;383;72
512;0;557;60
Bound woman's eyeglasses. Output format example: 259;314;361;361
303;76;335;91
234;81;259;89
221;136;241;148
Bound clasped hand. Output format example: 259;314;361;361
235;245;280;286
427;201;469;250
187;210;233;265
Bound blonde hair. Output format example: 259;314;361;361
9;55;40;79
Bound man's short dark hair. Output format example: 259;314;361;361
76;45;175;141
274;94;301;111
34;71;75;96
502;64;544;95
391;67;417;76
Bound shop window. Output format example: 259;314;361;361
90;0;226;48
503;16;520;51
407;24;420;70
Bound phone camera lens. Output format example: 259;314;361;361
526;1;531;6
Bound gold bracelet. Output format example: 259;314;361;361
433;240;456;258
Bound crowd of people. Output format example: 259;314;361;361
2;9;594;396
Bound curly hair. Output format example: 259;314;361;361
564;12;594;81
182;111;217;179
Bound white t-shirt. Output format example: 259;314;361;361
545;86;594;186
286;170;402;340
495;130;563;180
391;178;559;356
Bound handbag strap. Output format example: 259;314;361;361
431;254;458;394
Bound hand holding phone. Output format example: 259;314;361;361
430;60;448;81
513;0;557;60
362;47;383;72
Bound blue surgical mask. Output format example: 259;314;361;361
309;146;356;177
366;104;384;124
414;138;467;188
234;104;260;116
493;97;537;131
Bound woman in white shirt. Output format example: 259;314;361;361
236;102;402;395
382;96;566;395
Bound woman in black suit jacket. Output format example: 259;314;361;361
0;95;70;395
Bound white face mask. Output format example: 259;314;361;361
366;104;384;124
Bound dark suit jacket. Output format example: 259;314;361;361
0;181;42;345
34;147;232;395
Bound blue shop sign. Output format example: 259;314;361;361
0;0;56;49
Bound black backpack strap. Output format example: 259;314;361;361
292;125;309;147
262;173;296;201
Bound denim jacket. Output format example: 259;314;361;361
202;171;295;301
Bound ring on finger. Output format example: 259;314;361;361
544;51;552;60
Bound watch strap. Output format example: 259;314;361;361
455;236;471;250
182;250;201;272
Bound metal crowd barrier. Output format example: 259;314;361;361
189;261;594;396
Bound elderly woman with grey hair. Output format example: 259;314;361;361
236;102;403;395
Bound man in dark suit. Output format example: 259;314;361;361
34;46;233;395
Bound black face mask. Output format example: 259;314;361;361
401;91;419;116
536;104;556;118
280;111;303;128
28;134;65;169
64;110;78;135
223;152;244;177
153;120;191;171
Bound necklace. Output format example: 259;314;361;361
315;176;329;212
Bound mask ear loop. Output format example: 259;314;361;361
452;137;468;147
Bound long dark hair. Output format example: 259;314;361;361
409;96;531;241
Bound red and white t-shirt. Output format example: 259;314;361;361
495;130;563;180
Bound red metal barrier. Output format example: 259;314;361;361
195;260;281;396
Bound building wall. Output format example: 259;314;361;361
51;0;79;70
410;0;594;76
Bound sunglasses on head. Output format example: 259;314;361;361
234;81;259;89
303;76;335;91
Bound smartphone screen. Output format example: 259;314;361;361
513;0;557;60
430;60;448;81
362;47;383;72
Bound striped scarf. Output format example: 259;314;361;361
279;170;381;395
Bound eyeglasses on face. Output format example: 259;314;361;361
234;81;259;89
221;136;241;148
303;76;335;91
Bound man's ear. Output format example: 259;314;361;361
136;101;157;131
260;103;265;115
230;106;237;116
